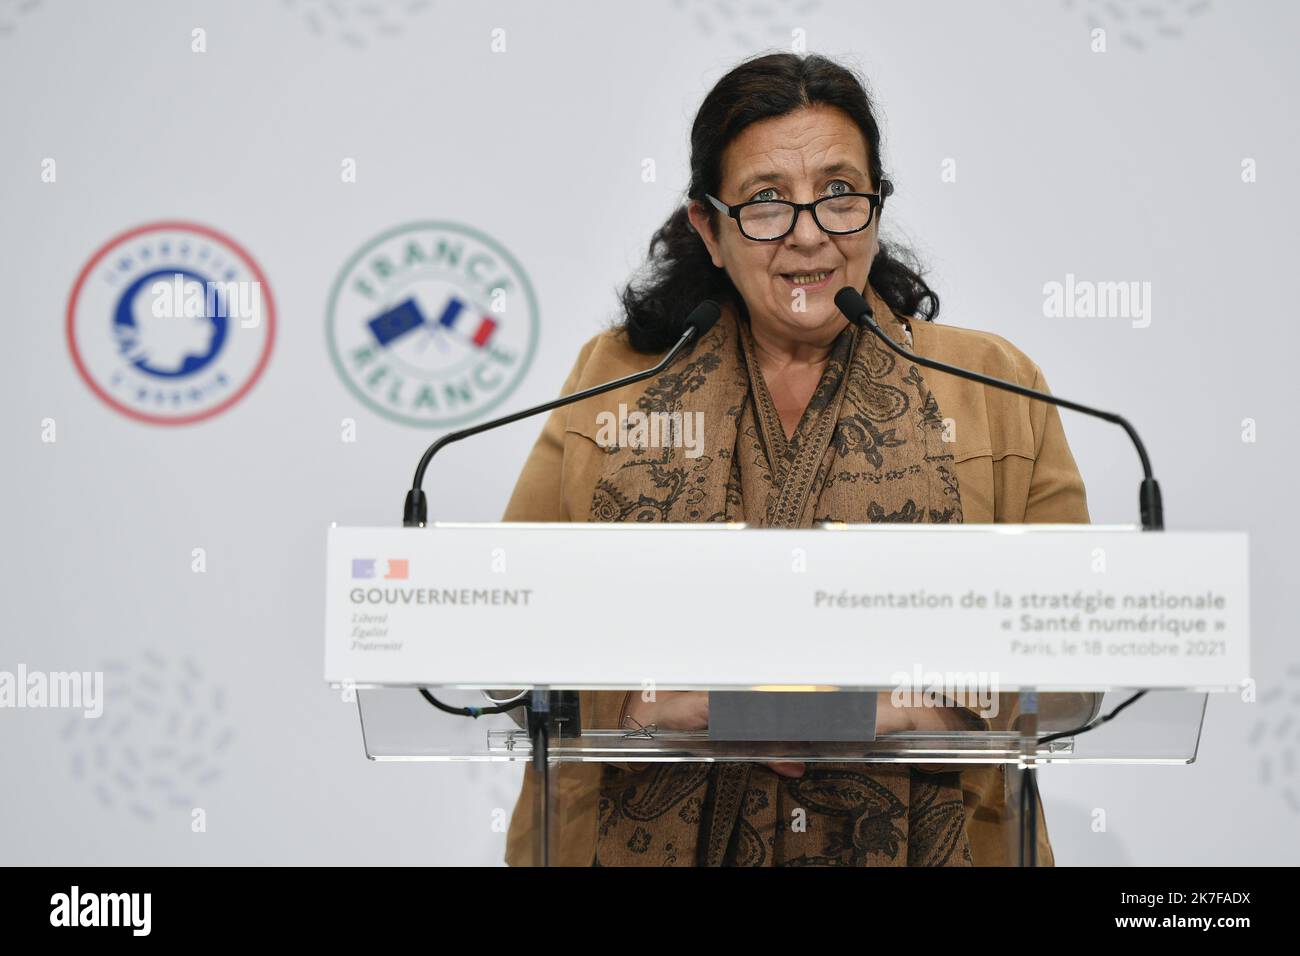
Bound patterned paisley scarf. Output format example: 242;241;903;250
589;283;972;867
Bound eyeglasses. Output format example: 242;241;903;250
704;179;893;242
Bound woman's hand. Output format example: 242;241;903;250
875;692;916;734
622;690;709;731
622;692;806;778
876;691;985;732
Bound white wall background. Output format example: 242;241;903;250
1;0;1296;864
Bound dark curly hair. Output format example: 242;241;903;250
618;52;939;353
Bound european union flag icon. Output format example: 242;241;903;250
366;298;426;347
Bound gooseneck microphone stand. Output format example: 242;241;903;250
398;300;721;865
834;287;1163;532
835;286;1165;867
402;300;722;529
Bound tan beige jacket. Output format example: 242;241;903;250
500;305;1092;866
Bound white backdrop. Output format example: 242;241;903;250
1;0;1296;864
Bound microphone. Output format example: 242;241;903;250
836;285;1161;870
833;286;1163;531
402;299;722;528
399;299;720;774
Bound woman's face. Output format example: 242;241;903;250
689;104;880;347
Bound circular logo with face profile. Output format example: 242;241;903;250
66;221;276;426
326;221;540;429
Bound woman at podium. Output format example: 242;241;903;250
500;52;1091;867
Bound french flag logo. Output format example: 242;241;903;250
366;296;498;350
352;559;409;580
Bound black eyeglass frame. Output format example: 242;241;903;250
703;179;894;242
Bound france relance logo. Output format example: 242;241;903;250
66;221;276;425
326;221;539;428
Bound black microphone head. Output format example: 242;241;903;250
834;286;873;327
683;299;722;338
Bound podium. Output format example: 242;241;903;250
324;522;1249;866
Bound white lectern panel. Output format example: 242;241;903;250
324;523;1248;691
